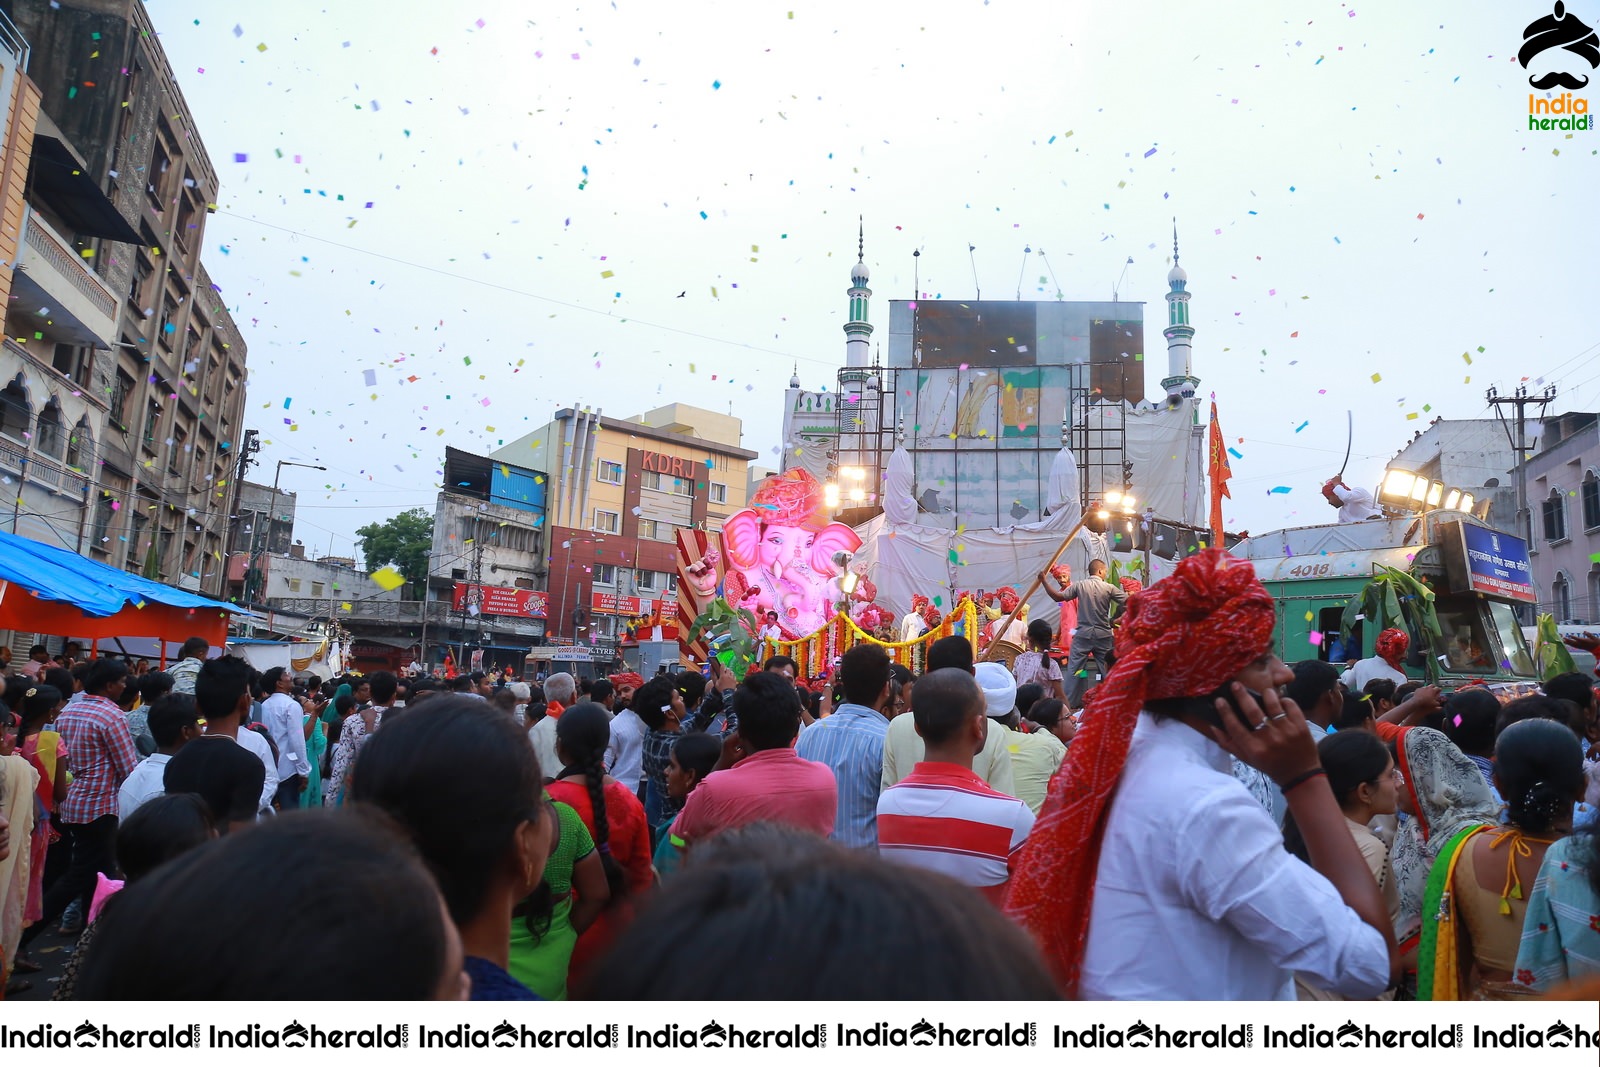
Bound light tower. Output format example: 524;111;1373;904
835;220;882;522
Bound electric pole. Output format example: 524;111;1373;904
1486;384;1556;621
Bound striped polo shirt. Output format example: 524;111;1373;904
876;762;1035;903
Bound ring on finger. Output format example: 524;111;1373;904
1269;713;1289;721
1251;720;1269;732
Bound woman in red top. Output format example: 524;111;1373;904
546;702;652;990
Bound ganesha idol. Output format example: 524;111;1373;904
721;468;862;638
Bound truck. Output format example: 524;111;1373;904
1232;509;1540;691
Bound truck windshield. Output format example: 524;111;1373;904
1431;598;1496;673
1485;600;1536;676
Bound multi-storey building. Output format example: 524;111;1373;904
503;403;757;652
1524;411;1600;624
3;0;247;595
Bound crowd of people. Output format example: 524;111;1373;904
2;549;1599;1001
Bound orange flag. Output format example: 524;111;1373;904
1208;401;1231;545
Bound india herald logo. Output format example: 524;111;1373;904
1521;2;1600;89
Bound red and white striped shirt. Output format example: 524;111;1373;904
57;695;141;824
876;762;1035;904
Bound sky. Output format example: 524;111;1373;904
139;0;1595;560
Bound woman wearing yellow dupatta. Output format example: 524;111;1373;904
1420;719;1587;1000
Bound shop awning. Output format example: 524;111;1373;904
29;135;143;245
0;529;246;642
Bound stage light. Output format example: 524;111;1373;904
1378;469;1417;506
1425;481;1444;508
1443;488;1462;511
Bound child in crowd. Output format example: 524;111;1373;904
652;731;723;880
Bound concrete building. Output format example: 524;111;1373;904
2;0;248;594
502;403;756;651
1387;418;1523;533
1524;411;1600;623
420;445;552;666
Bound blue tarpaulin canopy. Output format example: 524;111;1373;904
0;530;244;644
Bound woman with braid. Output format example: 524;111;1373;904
547;702;652;990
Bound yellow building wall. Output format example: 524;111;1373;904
0;73;41;320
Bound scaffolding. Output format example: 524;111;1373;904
1067;361;1130;504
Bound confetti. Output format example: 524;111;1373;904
371;566;406;591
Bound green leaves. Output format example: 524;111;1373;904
356;508;434;593
1339;564;1442;651
689;601;762;679
1533;614;1577;681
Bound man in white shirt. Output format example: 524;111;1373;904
259;666;313;809
118;692;205;819
530;673;576;781
1006;549;1397;1000
193;655;278;815
758;611;784;642
1340;627;1410;692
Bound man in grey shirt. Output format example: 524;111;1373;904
1040;558;1127;710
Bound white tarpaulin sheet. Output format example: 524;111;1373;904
854;443;1106;621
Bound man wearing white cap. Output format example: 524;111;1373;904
876;668;1037;905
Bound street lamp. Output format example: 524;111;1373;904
245;459;327;603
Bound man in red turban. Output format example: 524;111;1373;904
1005;548;1398;999
1340;626;1410;692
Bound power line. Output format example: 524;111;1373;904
215;210;839;370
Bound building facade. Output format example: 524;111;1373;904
420;446;552;666
504;404;756;651
1387;419;1520;533
1524;411;1600;624
3;0;247;595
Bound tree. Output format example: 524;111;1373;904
357;508;434;595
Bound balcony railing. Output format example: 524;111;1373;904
21;211;119;321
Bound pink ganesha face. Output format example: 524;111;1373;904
761;524;816;572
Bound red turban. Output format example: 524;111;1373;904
1376;627;1409;669
1004;548;1278;995
608;672;645;691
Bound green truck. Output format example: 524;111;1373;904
1232;509;1540;690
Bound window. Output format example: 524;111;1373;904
1542;488;1567;544
90;494;114;552
636;569;657;591
1589;565;1600;625
593;509;619;534
35;402;64;459
311;582;326;598
126;512;148;571
641;470;693;496
0;379;30;441
1583;471;1600;532
286;578;302;594
596;459;623;485
168;424;189;474
51;345;92;387
110;370;134;427
638;519;678;542
66;420;92;470
1553;572;1572;623
143;400;162;449
710;482;728;504
592;563;617;585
